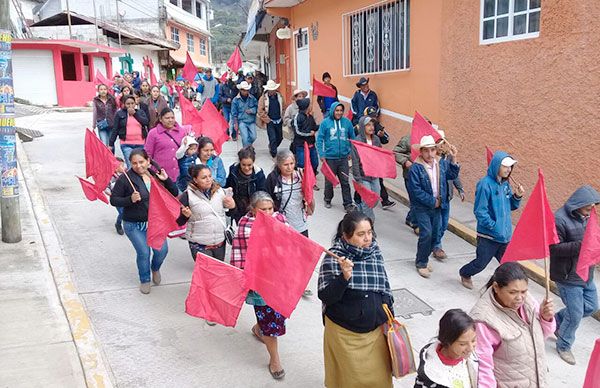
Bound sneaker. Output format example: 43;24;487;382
557;349;576;365
324;201;332;209
313;184;320;191
140;282;151;294
152;270;161;286
460;276;474;290
302;289;313;297
115;222;124;235
382;200;396;210
417;268;430;278
433;248;448;261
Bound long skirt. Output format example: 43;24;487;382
323;316;392;388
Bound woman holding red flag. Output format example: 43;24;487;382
230;191;288;380
110;149;178;294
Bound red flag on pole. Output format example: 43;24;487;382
84;128;120;192
147;178;181;250
485;146;494;166
321;161;340;187
226;46;243;73
77;176;109;204
583;339;600;388
178;91;204;135
352;180;380;208
182;52;198;86
94;69;113;87
410;111;442;161
220;72;228;83
350;140;397;179
312;77;337;98
577;208;600;282
244;211;324;318
301;142;316;206
197;100;230;154
345;108;353;121
185;252;249;327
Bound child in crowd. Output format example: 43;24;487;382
105;157;126;235
176;136;200;192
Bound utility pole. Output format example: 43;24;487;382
115;0;122;48
65;0;73;39
0;0;22;243
92;0;100;44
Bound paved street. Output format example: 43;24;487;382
7;110;599;387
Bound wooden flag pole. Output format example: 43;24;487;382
543;256;551;300
123;171;137;192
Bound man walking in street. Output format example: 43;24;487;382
317;72;338;117
219;73;239;139
350;77;379;126
258;80;285;158
550;185;600;365
316;102;356;211
196;67;220;107
407;135;460;278
283;89;308;142
459;151;524;288
231;81;258;147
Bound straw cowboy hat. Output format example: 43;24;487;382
293;88;307;97
411;135;438;150
237;81;252;90
264;80;280;91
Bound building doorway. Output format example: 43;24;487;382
295;28;310;93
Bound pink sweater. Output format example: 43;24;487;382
144;123;192;181
475;299;556;388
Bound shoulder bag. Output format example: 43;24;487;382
382;303;416;378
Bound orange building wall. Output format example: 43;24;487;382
438;0;600;208
167;23;210;66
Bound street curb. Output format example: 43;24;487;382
383;178;600;322
17;141;115;388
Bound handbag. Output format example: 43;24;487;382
382;303;416;378
96;118;110;131
205;192;237;245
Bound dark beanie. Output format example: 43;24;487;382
322;72;331;81
296;98;310;111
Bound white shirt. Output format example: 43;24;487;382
424;159;439;199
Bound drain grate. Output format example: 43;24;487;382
16;127;44;142
391;288;434;319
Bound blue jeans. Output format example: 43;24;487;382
405;178;416;227
188;241;226;262
238;121;257;146
459;237;507;278
222;105;231;123
120;144;145;168
98;128;111;146
123;221;168;283
555;281;598;351
414;208;441;268
434;205;450;250
295;144;319;175
355;179;380;221
116;207;123;225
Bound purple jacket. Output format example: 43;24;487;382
145;122;192;181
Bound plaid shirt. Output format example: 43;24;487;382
230;211;287;269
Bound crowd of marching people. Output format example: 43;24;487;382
89;67;598;387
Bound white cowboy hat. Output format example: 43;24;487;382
231;73;239;82
411;135;438;150
293;89;307;97
264;80;280;91
237;81;252;91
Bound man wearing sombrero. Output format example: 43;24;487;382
231;81;259;146
258;80;285;157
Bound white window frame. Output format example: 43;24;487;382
341;0;410;77
187;33;195;53
171;27;180;43
199;38;207;56
480;0;541;45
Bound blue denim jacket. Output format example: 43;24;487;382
231;94;258;124
407;156;460;212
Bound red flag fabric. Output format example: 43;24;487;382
182;52;198;85
301;142;316;206
350;140;397;179
185;252;249;327
501;169;560;263
312;77;337;98
345;108;353;121
410;111;442;161
94;69;113;87
244;211;324;318
226;46;243;73
197;100;230;154
352;180;380;208
147;178;181;250
77;176;108;204
178;91;204;135
577;208;600;282
220;72;228;83
485;146;494;166
321;161;340;187
583;339;600;388
84;128;120;192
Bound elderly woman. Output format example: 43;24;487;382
470;262;555;388
351;116;381;220
144;107;192;182
177;164;235;262
318;211;394;388
230;191;288;380
92;83;117;146
109;149;178;294
414;309;478;388
147;85;169;130
109;94;148;167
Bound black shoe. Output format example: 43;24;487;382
115;222;124;235
382;200;396;210
344;204;357;213
324;201;332;209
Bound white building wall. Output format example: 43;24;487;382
12;49;58;106
111;46;161;82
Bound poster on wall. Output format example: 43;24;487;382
0;31;18;198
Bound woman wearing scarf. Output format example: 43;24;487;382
318;211;394;388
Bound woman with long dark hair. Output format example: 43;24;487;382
225;145;266;223
92;83;117;146
109;94;149;167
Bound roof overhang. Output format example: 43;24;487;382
169;52;210;68
264;0;302;7
13;39;126;55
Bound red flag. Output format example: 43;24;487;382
197;100;230;154
147;178;181;250
312;77;337;98
345;108;353;121
583;339;600;388
485;146;494;166
182;52;198;86
220;72;228;83
321;161;340;187
185;252;249;327
245;211;324;318
352;180;380;208
77;176;108;204
226;46;243;73
501;169;559;263
410;111;442;161
178;91;204;135
301;142;316;206
350;140;397;179
94;69;113;87
84;128;119;192
577;208;600;282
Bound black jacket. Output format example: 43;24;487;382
110;169;178;222
109;108;149;148
219;81;239;107
291;111;318;148
224;163;266;222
